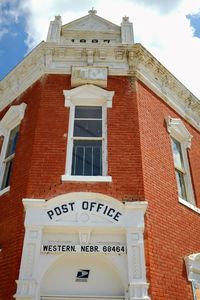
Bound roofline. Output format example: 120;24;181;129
62;13;120;30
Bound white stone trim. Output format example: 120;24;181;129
15;192;150;300
121;17;134;44
41;297;124;300
0;103;27;135
185;254;200;300
1;42;200;133
62;175;112;182
63;85;114;180
166;116;195;205
63;84;114;108
46;16;62;43
185;253;200;283
166;117;193;149
0;103;27;192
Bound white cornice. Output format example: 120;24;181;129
0;42;200;131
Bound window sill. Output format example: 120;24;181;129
0;186;10;196
61;175;112;183
179;197;200;215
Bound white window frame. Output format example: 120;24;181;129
166;116;195;206
185;253;200;300
0;103;27;195
62;84;114;182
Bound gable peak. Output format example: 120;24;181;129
88;8;97;15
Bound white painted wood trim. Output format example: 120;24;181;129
65;103;75;175
179;198;200;215
0;186;10;196
166;116;195;205
0;103;27;191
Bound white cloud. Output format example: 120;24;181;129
0;0;23;24
128;0;183;14
0;28;8;39
15;0;200;98
0;0;24;41
20;0;94;49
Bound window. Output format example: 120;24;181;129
166;116;195;205
171;137;189;200
1;125;19;190
62;84;114;182
0;103;26;194
185;253;200;300
72;106;102;176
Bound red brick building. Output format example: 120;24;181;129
0;10;200;300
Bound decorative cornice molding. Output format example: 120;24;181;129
0;42;200;131
127;45;200;131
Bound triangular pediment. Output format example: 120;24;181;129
62;13;120;33
63;84;114;108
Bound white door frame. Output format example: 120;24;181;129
14;192;150;300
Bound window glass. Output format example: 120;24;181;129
74;106;102;137
2;160;13;189
172;138;184;171
74;120;102;137
72;140;102;176
175;170;187;200
6;126;19;158
75;106;102;119
72;106;103;176
172;137;188;201
1;125;19;190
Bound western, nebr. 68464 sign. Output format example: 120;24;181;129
41;243;126;254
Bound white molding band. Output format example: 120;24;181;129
0;43;200;132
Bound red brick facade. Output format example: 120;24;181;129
0;74;200;299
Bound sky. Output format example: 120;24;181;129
0;0;200;98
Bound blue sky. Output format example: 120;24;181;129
187;13;200;38
0;1;28;78
0;0;200;98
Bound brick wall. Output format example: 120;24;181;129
0;80;42;299
137;80;200;299
1;74;200;299
0;74;144;299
